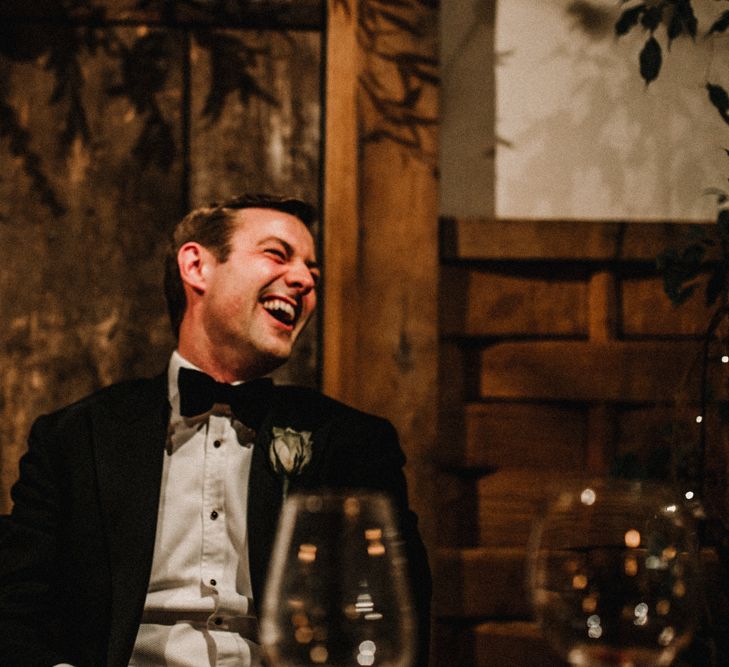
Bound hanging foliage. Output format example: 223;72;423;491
0;0;305;216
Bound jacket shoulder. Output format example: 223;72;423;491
273;384;393;429
35;374;166;431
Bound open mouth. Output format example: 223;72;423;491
261;297;299;328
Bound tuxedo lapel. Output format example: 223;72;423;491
246;387;332;609
247;404;284;609
92;374;169;667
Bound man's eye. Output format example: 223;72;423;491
265;248;286;260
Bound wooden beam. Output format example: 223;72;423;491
476;470;581;548
441;218;715;262
480;340;701;403
440;266;587;337
0;1;323;29
322;0;439;549
434;403;586;470
622;276;713;336
434;547;531;618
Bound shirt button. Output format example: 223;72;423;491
210;510;219;520
213;439;221;448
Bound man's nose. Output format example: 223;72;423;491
285;261;316;293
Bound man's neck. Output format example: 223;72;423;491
177;335;272;384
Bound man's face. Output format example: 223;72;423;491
200;207;319;374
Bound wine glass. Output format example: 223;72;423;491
260;491;416;667
528;478;700;667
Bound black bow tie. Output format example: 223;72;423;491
177;367;273;430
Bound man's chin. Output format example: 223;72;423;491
253;341;293;368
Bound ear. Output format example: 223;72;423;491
177;242;213;294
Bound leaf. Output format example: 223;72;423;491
132;111;175;170
674;283;698;306
641;5;663;32
639;36;662;85
681;242;706;267
615;4;645;37
706;83;729;125
705;264;726;306
658;239;709;305
718;208;729;239
114;32;173;114
379;9;418;34
707;9;729;35
676;0;698;39
704;186;728;205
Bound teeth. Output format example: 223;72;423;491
262;298;296;322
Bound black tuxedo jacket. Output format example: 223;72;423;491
0;374;431;666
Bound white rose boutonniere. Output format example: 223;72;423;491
269;427;313;499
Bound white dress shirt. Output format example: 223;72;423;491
128;351;261;666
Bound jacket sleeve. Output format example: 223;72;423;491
0;414;72;666
371;419;432;667
323;415;432;667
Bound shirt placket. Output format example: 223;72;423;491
201;415;228;614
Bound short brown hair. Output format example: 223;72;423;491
163;194;317;337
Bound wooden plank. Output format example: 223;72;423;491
440;266;587;337
588;271;617;341
477;470;583;548
435;551;721;667
0;28;185;512
622;275;714;336
437;473;481;548
441;218;714;262
480;340;700;403
434;545;722;619
322;0;360;402
473;622;566;667
434;547;531;618
0;2;323;29
440;403;586;470
434;620;565;667
614;405;707;481
322;0;439;553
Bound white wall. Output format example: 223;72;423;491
440;0;729;221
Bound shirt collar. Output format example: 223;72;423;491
167;350;202;409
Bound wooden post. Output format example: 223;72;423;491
587;270;619;473
323;0;439;544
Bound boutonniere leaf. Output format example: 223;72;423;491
269;427;313;499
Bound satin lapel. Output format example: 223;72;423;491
246;388;331;608
247;403;284;609
92;374;169;667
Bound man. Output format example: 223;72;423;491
0;194;431;666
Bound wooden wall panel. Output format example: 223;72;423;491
440;267;587;337
0;28;183;512
456;403;586;470
476;470;580;548
434;620;565;667
481;341;698;402
0;1;323;29
434;547;530;618
442;218;715;262
437;217;722;665
621;276;712;337
473;622;566;667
